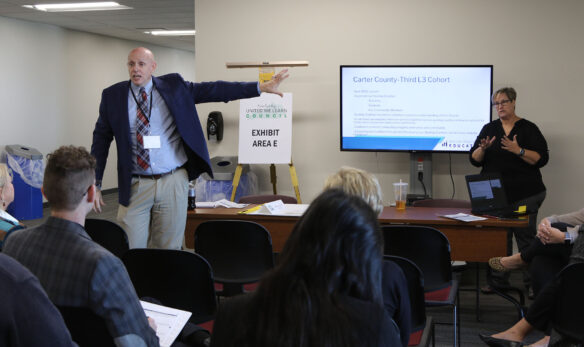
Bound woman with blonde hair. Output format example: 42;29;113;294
0;163;21;248
324;166;411;347
324;166;384;215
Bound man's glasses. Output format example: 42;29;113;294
493;99;511;107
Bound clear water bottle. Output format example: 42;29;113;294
188;184;196;210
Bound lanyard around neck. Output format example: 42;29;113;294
130;86;153;120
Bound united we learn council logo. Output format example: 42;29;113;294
244;103;288;120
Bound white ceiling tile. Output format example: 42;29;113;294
0;0;194;51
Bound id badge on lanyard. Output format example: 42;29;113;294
143;136;161;149
132;87;161;149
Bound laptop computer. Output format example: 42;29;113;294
465;173;517;217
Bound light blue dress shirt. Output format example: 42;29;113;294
128;79;187;175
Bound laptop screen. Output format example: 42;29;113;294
468;178;502;200
465;174;509;213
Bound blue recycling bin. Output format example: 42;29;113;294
194;156;258;202
5;145;44;220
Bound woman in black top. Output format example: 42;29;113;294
210;189;401;347
470;87;549;290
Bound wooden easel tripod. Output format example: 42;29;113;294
226;60;308;203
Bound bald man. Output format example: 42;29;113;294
91;47;288;249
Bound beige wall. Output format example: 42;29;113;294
2;0;583;220
195;0;584;219
0;15;195;191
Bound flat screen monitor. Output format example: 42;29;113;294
340;65;493;152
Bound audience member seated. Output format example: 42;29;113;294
3;146;159;346
324;166;411;347
0;253;75;346
4;146;211;347
480;223;584;347
488;208;583;294
210;189;401;347
0;163;23;249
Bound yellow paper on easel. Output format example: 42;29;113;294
259;67;275;83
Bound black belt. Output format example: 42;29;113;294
133;168;179;180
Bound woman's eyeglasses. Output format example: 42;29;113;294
492;99;511;107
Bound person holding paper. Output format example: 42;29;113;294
3;146;159;346
324;166;411;347
91;47;288;249
210;189;401;346
469;87;549;293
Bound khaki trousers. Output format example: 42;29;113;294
117;168;188;249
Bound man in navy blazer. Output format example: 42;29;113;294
91;47;288;249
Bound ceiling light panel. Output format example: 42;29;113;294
23;2;131;12
145;30;196;36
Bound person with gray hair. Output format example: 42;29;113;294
324;166;411;347
469;87;549;294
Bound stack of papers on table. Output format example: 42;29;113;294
441;213;487;222
239;200;309;216
195;199;248;208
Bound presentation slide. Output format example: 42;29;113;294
341;66;492;152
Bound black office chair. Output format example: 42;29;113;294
57;306;114;347
194;220;274;297
411;198;482;320
383;225;460;347
238;194;297;204
122;249;217;327
384;255;435;347
550;262;584;345
84;218;129;259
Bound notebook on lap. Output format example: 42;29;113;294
465;174;516;217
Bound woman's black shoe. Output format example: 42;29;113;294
478;333;524;347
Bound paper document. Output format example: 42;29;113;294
195;199;248;208
140;301;192;347
240;201;309;216
441;213;487;222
